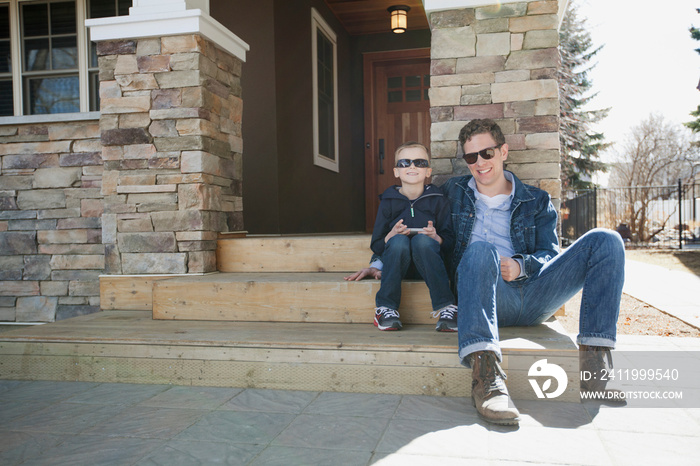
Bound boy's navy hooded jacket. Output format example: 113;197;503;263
370;184;454;258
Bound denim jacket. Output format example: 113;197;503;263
441;171;560;282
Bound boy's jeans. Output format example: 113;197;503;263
376;234;455;312
456;229;625;365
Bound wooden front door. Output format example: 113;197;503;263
363;49;431;231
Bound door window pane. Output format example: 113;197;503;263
405;75;421;87
387;76;402;89
388;91;402;103
406;89;421;102
387;72;430;105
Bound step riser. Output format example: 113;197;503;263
217;235;371;273
153;275;436;323
106;272;564;322
0;342;580;402
101;275;173;311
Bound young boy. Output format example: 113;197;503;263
370;142;457;332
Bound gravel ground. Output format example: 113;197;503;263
556;249;700;338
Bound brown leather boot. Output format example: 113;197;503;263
579;345;626;403
468;351;520;425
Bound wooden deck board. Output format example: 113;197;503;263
0;311;578;400
153;272;437;323
100;275;179;310
0;311;575;353
216;234;371;273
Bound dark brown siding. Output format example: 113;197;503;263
211;0;429;234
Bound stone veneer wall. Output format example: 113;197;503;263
428;0;561;204
0;33;243;322
98;34;243;276
0;119;104;322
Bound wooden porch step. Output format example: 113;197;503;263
0;311;580;401
216;234;371;273
90;234;576;402
100;234;373;312
102;234;562;318
152;272;434;323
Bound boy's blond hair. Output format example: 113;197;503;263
394;141;430;163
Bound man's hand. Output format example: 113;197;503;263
500;256;521;282
343;267;382;281
385;219;409;243
419;220;443;245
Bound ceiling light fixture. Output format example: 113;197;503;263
387;5;410;34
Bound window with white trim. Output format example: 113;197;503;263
0;0;130;117
311;8;339;173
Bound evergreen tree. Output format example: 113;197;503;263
558;1;610;191
684;8;700;134
686;105;700;134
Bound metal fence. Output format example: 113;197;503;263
561;180;700;249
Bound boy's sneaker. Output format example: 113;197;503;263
432;305;458;332
374;307;402;331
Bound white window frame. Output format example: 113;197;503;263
0;0;95;120
311;7;339;173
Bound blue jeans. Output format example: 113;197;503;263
456;229;625;365
376;233;455;312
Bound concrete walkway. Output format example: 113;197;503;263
1;332;699;465
1;259;699;465
624;259;700;329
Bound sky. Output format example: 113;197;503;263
574;0;699;160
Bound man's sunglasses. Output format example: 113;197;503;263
463;145;501;165
396;158;430;168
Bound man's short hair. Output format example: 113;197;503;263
458;119;506;148
394;141;430;162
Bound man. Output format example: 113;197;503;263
347;119;624;426
442;119;625;425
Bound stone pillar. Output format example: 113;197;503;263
425;0;565;205
87;0;249;274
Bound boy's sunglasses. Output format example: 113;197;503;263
396;158;430;168
463;145;501;165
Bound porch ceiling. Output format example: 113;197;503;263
323;0;429;35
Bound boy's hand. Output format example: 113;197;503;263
500;256;521;281
385;219;409;243
419;221;443;245
343;267;382;281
